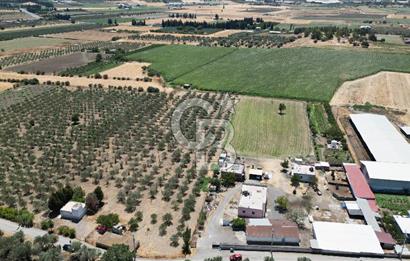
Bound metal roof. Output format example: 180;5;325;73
312;221;384;255
350;113;410;164
344;163;375;200
361;161;410;182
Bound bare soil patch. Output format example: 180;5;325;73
5;52;99;74
0;71;172;92
331;71;410;112
48;29;129;41
0;82;14;91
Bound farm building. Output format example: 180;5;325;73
246;219;300;245
393;215;410;241
220;163;245;182
238;184;267;218
400;126;410;138
291;163;316;183
360;161;410;193
314;161;330;171
249;168;263;180
350;113;410;164
343;201;362;216
60;201;86;222
310;221;384;255
343;163;378;212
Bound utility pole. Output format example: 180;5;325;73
270;228;275;260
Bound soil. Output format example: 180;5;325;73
0;70;173;93
5;52;99;74
48;29;130;41
0;82;14;91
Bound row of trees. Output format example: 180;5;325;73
161;17;279;30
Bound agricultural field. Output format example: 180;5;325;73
231;96;313;157
376;194;410;216
0;37;75;53
0;42;142;69
129;45;410;101
307;103;330;136
5;52;100;74
0;85;230;257
376;34;405;45
0;23;103;41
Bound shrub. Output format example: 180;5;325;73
0;207;34;227
97;213;119;228
57;226;76;238
41;219;54;230
231;218;246;231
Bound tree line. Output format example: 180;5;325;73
161;17;279;30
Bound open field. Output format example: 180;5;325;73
231;96;312;157
5;52;99;74
47;29;129;41
0;37;76;53
101;62;151;79
129;45;410;101
331;71;410;112
376;34;405;45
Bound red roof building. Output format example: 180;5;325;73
344;163;378;212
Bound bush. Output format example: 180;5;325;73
57;226;76;238
97;213;119;228
41;219;54;230
147;86;159;93
231;217;246;231
221;172;236;187
0;207;34;227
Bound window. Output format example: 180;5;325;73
242;210;245;213
252;211;255;215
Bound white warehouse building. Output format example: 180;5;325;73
361;161;410;193
350;113;410;164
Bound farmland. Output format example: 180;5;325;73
0;37;75;52
0;85;230;257
231;96;312;157
376;194;410;216
5;52;99;74
129;45;410;101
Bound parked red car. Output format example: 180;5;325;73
96;225;108;234
230;253;242;261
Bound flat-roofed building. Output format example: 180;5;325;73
350;113;410;164
238;184;267;218
60;201;86;222
249;168;263;181
393;215;410;241
291;163;316;183
361;161;410;193
311;221;384;255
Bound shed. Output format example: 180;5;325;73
400;126;410;138
343;201;362;216
60;201;86;222
249;168;263;181
393;215;410;241
314;161;330;171
221;163;245;182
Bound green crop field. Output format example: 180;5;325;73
128;45;410;101
231;97;313;157
307;103;330;135
376;194;410;215
0;37;74;52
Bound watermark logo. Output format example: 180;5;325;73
171;94;236;171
